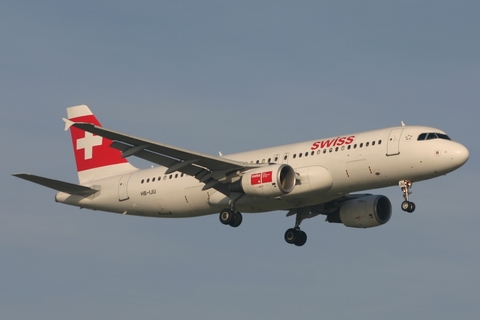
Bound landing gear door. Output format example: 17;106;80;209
387;128;404;156
118;173;132;201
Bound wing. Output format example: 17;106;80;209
13;173;98;195
70;122;263;194
286;194;372;218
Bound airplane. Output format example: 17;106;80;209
13;105;469;246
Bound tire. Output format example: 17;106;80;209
229;212;243;228
284;228;297;244
407;202;416;213
219;209;235;225
401;201;411;212
294;231;307;247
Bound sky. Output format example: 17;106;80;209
1;1;479;319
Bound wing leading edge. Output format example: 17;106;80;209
69;122;263;194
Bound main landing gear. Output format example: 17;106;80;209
284;207;311;247
219;208;243;228
399;180;416;213
219;194;244;228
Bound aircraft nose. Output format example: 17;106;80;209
451;142;469;168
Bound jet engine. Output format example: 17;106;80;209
327;195;392;228
230;164;296;197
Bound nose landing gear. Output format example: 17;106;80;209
399;180;416;213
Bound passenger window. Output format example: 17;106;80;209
311;151;315;156
378;140;382;145
305;152;308;157
366;142;369;147
152;177;155;182
372;141;376;146
141;179;144;184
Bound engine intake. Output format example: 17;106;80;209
230;164;296;197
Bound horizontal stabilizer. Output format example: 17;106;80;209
13;173;98;195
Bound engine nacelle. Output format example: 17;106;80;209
231;164;296;197
328;195;392;228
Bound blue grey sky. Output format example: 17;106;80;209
2;1;479;319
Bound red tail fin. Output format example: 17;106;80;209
66;105;137;183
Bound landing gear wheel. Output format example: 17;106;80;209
408;202;416;213
294;231;307;247
284;228;297;244
229;212;243;228
284;228;307;246
401;201;416;213
219;209;235;225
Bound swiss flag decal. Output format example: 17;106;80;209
69;114;127;172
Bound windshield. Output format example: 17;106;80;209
417;132;451;141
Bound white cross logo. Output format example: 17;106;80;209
76;132;103;160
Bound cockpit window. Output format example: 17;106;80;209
437;133;451;140
417;132;451;141
426;133;437;140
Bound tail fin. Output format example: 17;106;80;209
65;105;137;184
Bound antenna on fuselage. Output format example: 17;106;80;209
401;121;406;127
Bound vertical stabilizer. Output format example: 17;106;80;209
66;105;137;183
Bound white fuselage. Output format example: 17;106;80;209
55;125;469;217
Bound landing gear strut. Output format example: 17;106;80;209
399;180;416;213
